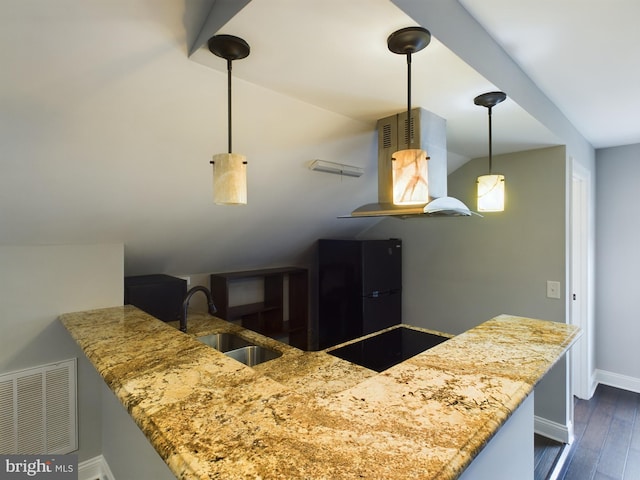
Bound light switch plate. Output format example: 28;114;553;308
547;280;561;299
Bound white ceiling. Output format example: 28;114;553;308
460;0;640;149
190;0;561;166
1;0;637;275
191;0;640;155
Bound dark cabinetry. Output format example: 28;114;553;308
210;267;309;350
124;274;187;322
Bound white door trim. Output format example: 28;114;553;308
570;158;595;400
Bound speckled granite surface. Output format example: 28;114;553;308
59;306;580;479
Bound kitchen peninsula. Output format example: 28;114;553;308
59;306;580;479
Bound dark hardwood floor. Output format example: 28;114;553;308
535;384;640;480
535;433;565;479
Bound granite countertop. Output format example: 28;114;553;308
59;306;580;479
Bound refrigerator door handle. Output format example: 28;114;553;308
365;290;392;298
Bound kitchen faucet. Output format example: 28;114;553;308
181;286;217;333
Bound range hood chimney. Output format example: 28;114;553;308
347;107;473;218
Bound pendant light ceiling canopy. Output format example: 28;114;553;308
474;91;507;110
208;35;250;61
475;91;507;212
387;26;431;56
208;34;250;206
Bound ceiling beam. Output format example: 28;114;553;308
189;0;252;56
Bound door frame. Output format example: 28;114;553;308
570;158;595;400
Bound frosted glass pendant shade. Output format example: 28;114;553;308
212;153;247;205
477;174;505;212
392;148;429;205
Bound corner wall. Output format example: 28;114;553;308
595;143;640;390
0;244;124;461
361;146;568;426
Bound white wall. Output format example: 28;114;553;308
595;143;640;386
362;146;569;426
101;382;175;479
0;0;380;278
0;244;124;461
363;147;566;329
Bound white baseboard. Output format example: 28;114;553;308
79;455;115;480
534;415;571;444
595;369;640;394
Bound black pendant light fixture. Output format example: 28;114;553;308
474;91;507;212
208;34;250;205
387;26;431;206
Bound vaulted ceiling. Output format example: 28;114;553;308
1;1;637;275
189;0;559;163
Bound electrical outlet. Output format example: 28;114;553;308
546;280;561;299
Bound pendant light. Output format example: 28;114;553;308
474;91;507;212
387;26;431;206
208;34;250;205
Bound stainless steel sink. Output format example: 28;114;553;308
224;345;282;367
196;333;282;366
196;333;253;352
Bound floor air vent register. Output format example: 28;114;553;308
0;359;77;455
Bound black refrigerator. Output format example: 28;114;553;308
317;238;402;349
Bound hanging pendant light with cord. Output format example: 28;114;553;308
474;91;507;212
208;34;250;205
387;26;431;206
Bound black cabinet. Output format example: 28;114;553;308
124;274;187;322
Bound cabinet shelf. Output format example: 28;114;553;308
226;302;280;319
210;267;309;350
